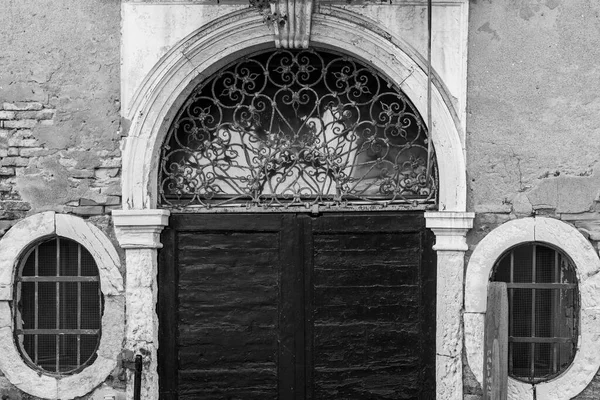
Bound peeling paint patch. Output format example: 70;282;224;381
546;0;561;11
477;22;500;41
519;5;536;21
526;170;600;214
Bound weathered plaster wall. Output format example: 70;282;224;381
467;0;600;221
466;0;600;398
0;0;122;236
0;1;125;399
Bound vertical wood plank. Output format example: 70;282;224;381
278;214;305;400
303;215;314;400
483;282;508;400
158;228;178;400
311;213;430;399
420;225;437;399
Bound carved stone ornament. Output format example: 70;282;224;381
270;0;314;48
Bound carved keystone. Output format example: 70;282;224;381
270;0;314;49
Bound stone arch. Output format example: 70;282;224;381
115;7;472;399
121;7;467;213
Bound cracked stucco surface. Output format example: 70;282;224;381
466;0;600;399
0;0;122;215
0;1;125;398
467;0;600;218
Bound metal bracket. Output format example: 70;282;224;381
119;349;137;371
118;350;143;400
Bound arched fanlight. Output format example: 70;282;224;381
159;48;438;209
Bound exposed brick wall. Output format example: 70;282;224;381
0;102;49;233
0;0;122;241
0;102;122;236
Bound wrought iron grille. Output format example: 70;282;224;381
492;243;578;383
14;237;102;375
159;49;437;210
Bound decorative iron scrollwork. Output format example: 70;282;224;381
159;49;437;209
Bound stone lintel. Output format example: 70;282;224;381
112;209;170;249
425;211;474;251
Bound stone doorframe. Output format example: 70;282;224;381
113;7;474;400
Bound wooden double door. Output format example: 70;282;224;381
158;212;436;399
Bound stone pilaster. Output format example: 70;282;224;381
113;209;170;400
425;211;474;400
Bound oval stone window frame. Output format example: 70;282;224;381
490;242;579;383
465;217;600;400
0;212;124;399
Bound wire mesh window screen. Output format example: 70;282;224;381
14;237;102;375
159;48;438;209
492;243;578;383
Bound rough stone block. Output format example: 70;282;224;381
436;354;462;400
11;129;33;138
67;205;105;216
70;169;95;179
97;296;125;360
0;167;15;176
0;111;16;120
7;148;19;156
95;168;120;179
555;173;600;214
464;312;485;384
15;109;55;120
80;198;100;206
3;102;43;111
100;157;123;168
8;137;37;147
1;157;29;167
100;182;121;196
435;251;465;357
3;119;37;129
1;201;31;211
511;192;532;216
105;195;121;205
18;147;45;157
126;287;158;344
527;178;559;210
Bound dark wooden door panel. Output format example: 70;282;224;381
310;214;432;400
177;229;280;400
160;214;283;400
159;212;435;400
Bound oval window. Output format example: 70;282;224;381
14;237;103;375
491;242;579;383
